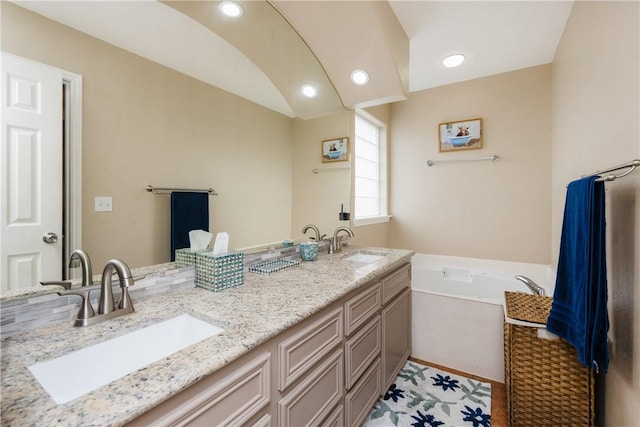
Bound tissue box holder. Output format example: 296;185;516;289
195;251;244;292
175;248;210;268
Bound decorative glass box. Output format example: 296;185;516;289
175;248;210;268
195;251;244;292
249;258;299;275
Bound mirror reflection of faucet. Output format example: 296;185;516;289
301;224;326;242
40;250;136;327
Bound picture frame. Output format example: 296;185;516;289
438;118;482;152
322;137;349;162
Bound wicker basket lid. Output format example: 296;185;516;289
504;291;553;324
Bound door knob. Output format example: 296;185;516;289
42;232;58;244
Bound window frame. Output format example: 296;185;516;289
353;110;390;227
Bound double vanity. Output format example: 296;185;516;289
0;246;413;426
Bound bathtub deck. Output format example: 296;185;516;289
409;357;507;427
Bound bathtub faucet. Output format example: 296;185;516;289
515;275;546;296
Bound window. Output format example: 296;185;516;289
354;112;389;225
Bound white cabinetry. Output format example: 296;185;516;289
129;262;411;427
276;307;344;426
343;281;382;427
128;352;271;426
381;264;412;391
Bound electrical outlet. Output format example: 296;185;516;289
94;196;112;212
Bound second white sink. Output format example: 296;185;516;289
342;250;389;264
28;314;223;404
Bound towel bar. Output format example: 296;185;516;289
586;159;640;182
146;185;218;195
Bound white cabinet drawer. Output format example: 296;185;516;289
130;352;271;427
278;307;343;392
277;348;344;427
344;357;381;427
344;282;381;336
344;315;381;390
381;264;411;305
322;403;345;427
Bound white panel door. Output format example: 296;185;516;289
1;52;63;293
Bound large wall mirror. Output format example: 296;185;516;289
1;0;352;298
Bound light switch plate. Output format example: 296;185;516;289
94;196;112;212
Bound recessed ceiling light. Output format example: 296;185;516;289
442;54;466;68
219;1;243;18
350;69;369;86
301;84;318;98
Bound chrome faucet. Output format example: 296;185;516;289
40;249;94;290
327;226;355;254
302;224;325;242
515;275;546;296
99;259;135;314
69;249;93;287
41;256;136;327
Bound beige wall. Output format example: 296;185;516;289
291;112;352;242
2;3;294;269
389;65;552;264
551;1;640;425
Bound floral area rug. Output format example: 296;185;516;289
363;360;492;427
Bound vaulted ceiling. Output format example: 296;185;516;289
10;1;574;118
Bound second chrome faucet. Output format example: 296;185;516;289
301;224;355;254
328;226;354;254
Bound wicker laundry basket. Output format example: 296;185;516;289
504;291;595;427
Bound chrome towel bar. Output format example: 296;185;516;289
145;185;218;195
585;159;640;182
426;154;499;167
312;167;350;174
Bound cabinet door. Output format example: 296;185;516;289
381;288;411;392
381;264;410;305
344;282;380;336
344;358;381;427
344;315;381;390
277;348;344;427
278;307;343;392
129;352;271;427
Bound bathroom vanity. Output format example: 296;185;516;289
0;247;412;426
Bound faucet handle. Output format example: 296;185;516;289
40;280;73;291
322;237;334;254
57;288;96;325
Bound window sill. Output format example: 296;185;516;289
353;215;392;227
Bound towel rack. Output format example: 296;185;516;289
584;159;640;182
426;154;500;167
145;185;218;195
312;167;350;174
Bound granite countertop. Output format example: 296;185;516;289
0;246;413;427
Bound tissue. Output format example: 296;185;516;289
189;230;213;251
212;232;230;255
537;328;560;341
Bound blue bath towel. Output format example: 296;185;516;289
170;192;209;261
547;175;609;372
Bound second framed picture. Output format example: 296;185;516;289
322;137;349;162
438;118;482;152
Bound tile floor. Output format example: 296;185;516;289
408;357;507;427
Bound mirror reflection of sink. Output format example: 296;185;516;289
28;314;223;404
342;250;389;264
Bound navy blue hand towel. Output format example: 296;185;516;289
547;175;609;372
170;192;209;261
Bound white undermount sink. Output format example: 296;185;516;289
28;314;223;404
342;250;388;264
